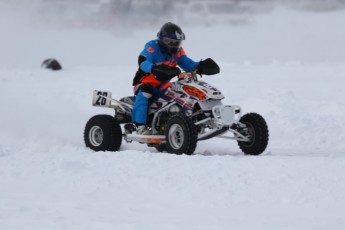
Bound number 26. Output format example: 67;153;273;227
96;92;108;106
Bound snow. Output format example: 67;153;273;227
1;5;345;230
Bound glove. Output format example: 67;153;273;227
152;64;181;81
196;58;220;75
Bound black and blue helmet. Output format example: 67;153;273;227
157;22;185;54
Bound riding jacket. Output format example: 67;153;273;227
132;39;199;88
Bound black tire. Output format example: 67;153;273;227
165;114;198;155
84;115;122;152
237;113;269;155
41;58;62;71
155;144;167;152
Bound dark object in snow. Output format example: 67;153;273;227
41;58;62;71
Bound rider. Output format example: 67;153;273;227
132;22;212;135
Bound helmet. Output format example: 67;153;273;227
157;22;185;55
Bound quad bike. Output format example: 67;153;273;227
84;67;269;155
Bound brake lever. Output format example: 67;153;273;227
194;69;202;78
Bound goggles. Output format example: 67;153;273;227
162;37;182;48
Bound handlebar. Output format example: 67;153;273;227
178;72;195;79
178;69;200;79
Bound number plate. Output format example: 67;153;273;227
92;90;112;107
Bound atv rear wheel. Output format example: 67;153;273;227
237;113;269;155
84;115;122;152
165;114;198;155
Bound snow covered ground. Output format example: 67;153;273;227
1;6;345;230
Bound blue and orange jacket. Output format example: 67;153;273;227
132;40;199;88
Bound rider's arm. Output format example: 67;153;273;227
176;48;199;72
139;41;156;73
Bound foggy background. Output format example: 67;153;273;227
2;0;345;30
1;0;345;69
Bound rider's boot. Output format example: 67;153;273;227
136;125;152;135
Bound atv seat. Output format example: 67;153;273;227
120;96;163;113
120;96;135;106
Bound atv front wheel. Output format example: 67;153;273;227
165;114;198;155
237;113;269;155
84;115;122;152
155;144;167;152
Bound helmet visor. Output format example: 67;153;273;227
162;37;182;49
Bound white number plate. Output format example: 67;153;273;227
92;90;112;107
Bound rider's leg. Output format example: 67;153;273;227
148;87;165;104
132;84;153;125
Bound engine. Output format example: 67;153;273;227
155;105;182;134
